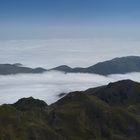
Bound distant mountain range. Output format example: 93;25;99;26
0;79;140;140
0;63;46;75
1;56;140;75
51;56;140;75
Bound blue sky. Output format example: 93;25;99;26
0;0;140;39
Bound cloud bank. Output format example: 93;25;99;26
0;39;140;69
0;71;140;105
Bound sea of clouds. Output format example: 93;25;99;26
0;39;140;69
0;39;140;104
0;71;140;105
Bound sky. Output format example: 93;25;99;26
0;0;140;39
0;0;140;67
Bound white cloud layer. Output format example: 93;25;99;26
0;71;140;105
0;39;140;68
0;39;140;105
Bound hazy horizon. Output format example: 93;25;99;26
1;0;140;68
1;39;140;68
0;0;140;104
0;0;140;40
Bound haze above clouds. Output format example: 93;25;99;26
0;39;140;68
0;71;140;105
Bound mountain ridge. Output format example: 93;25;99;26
0;63;46;75
1;56;140;75
51;56;140;75
0;79;140;139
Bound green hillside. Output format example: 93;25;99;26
0;80;140;140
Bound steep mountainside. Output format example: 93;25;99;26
85;80;140;105
0;80;140;140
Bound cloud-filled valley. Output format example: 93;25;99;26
0;71;140;105
1;39;140;104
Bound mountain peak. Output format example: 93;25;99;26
13;97;48;111
49;56;140;75
87;80;140;105
107;79;138;88
51;65;72;72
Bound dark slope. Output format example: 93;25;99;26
85;80;140;105
0;64;46;75
13;97;48;111
0;80;140;140
51;56;140;75
85;56;140;75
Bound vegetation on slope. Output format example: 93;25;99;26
0;80;140;140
